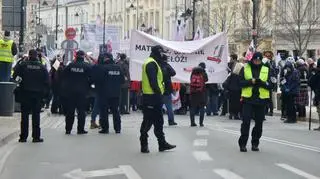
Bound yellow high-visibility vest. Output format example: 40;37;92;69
241;64;270;99
0;39;14;63
142;57;164;95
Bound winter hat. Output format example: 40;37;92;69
199;62;206;69
296;59;305;66
252;52;263;61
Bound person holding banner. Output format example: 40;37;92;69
139;45;176;153
238;52;272;152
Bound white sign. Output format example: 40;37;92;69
129;30;229;83
63;165;142;179
80;24;121;57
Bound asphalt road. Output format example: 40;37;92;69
0;112;319;179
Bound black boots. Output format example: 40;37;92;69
159;142;176;152
141;142;176;153
169;121;178;126
240;146;247;152
251;145;260;151
141;145;150;153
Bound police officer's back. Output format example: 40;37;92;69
92;53;124;134
13;49;49;143
61;50;92;135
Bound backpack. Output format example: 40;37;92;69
190;73;205;93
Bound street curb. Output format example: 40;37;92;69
272;111;319;123
0;131;19;148
0;111;50;148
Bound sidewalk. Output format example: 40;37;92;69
272;107;319;123
0;111;50;147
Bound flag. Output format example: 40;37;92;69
245;40;255;61
193;26;203;40
174;19;187;41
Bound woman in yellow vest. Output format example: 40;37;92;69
0;31;18;82
238;52;272;152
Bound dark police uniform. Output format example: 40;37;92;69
13;54;49;143
139;45;176;153
96;63;124;134
61;54;92;134
238;52;271;152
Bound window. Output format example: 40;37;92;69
150;12;154;25
92;4;95;16
307;49;316;58
97;3;100;15
155;11;160;29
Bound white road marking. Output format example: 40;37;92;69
120;165;143;179
213;169;244;179
196;130;209;136
193;139;208;147
276;163;320;179
205;124;320;153
63;165;142;179
192;151;213;162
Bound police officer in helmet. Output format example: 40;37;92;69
238;52;272;152
140;45;176;153
61;50;92;135
13;49;49;143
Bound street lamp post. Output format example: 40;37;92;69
103;0;106;46
55;0;58;49
252;0;258;49
19;0;25;53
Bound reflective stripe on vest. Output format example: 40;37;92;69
142;57;164;95
0;39;14;63
241;64;270;99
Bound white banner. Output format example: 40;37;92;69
129;30;229;83
80;24;121;57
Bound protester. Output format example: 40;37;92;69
238;52;272;152
0;31;18;82
280;61;300;123
206;83;219;116
160;54;177;125
295;59;309;121
61;50;92;135
117;53;131;114
50;55;64;114
263;51;278;116
309;59;320;130
13;49;49;143
139;45;176;153
190;62;208;127
223;62;243;120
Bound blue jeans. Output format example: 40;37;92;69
0;62;12;82
91;96;100;123
206;94;219;115
163;95;174;122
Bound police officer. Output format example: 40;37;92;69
92;53;124;134
140;45;176;153
0;31;18;82
238;52;272;152
13;49;49;143
61;50;92;135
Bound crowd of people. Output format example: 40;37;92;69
0;31;319;152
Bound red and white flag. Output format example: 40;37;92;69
245;40;255;61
